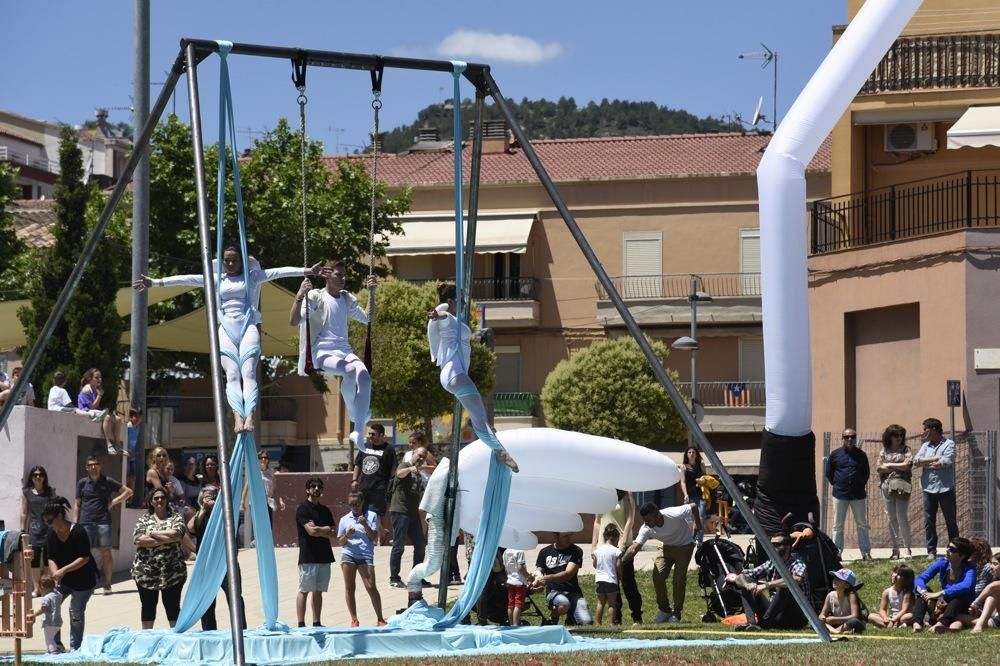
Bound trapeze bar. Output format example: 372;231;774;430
179;38;490;89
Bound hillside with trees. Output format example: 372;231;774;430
382;97;730;153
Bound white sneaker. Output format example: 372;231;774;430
107;443;118;455
652;610;671;624
90;409;108;422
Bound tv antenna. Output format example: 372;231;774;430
738;43;778;132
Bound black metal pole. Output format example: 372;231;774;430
184;42;246;664
179;38;489;89
483;69;831;643
0;55;183;433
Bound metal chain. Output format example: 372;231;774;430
368;94;381;279
298;88;308;268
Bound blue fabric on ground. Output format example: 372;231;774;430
13;626;819;664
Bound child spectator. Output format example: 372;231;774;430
819;568;866;634
125;409;143;497
502;547;530;627
76;368;122;455
868;564;915;628
969;553;1000;633
46;372;78;413
592;524;623;625
34;573;63;653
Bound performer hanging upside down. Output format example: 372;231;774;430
428;283;518;473
291;259;377;449
135;247;322;433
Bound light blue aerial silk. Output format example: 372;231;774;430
430;62;514;629
173;41;281;633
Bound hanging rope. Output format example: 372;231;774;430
363;64;383;372
293;53;316;374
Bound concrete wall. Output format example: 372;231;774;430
0;406;141;573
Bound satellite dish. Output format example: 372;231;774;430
751;96;764;128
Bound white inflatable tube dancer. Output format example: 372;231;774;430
405;460;455;593
456;468;619;516
458;503;583;537
758;0;922;435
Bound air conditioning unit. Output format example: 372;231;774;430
884;122;937;153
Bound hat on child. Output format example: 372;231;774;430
829;568;858;588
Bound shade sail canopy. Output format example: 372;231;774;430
0;285;193;350
386;212;536;256
137;282;299;356
947;106;1000;149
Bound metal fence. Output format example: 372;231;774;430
820;431;998;550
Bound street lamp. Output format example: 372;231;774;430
672;275;713;440
738;43;778;133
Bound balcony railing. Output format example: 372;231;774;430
675;381;765;408
0;146;60;174
811;170;1000;254
406;276;538;301
494;392;538;417
859;32;1000;95
595;272;761;300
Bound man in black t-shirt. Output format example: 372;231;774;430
75;455;132;594
351;424;396;545
295;477;336;627
532;532;593;625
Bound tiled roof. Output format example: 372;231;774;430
325;133;833;187
0;127;43;146
11;200;56;248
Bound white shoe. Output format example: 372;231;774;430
652;610;671;624
107;443;119;455
90;409;108;422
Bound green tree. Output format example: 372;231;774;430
17;127;87;397
347;279;494;434
540;337;686;447
0;162;28;301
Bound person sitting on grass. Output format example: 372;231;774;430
969;553;1000;633
819;568;866;634
726;533;810;631
868;564;915;629
912;537;975;633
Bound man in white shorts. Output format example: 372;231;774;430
292;260;377;448
295;477;336;627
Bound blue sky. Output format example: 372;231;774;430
5;1;847;153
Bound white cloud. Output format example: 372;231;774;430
435;30;563;65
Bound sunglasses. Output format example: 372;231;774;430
32;472;45;478
842;435;857;440
151;495;167;502
259;456;269;461
308;484;323;491
947;545;958;553
154;454;167;459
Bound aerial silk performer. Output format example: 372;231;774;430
135;249;321;434
754;0;923;533
428;283;519;473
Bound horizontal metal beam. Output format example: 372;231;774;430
179;39;490;90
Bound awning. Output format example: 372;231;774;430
386;212;536;256
947;106;1000;149
0;285;193;350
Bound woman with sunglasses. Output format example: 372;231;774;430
21;466;56;597
131;487;188;629
42;497;97;652
877;424;913;560
912;537;976;633
199;455;221;490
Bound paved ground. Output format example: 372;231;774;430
11;538;881;654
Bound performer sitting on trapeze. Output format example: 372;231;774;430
291;259;377;449
135;246;322;433
428;283;518;473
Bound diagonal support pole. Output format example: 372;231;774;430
482;69;831;643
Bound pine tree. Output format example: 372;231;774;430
0;163;27;301
17;126;126;407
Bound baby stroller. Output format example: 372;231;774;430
695;534;746;622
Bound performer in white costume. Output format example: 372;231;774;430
292;259;377;449
428;283;518;472
136;246;321;433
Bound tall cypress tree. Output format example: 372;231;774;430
17;126;125;408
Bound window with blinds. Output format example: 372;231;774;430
622;232;662;298
740;229;761;296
